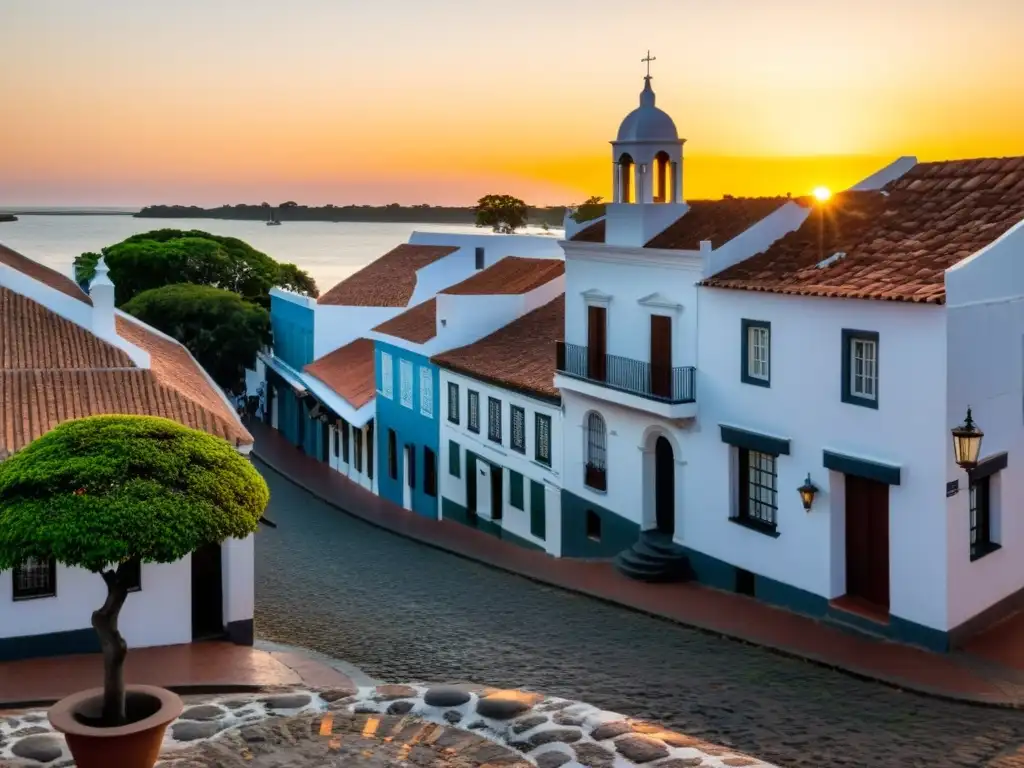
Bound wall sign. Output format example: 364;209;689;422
946;480;959;497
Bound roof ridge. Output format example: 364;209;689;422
0;243;92;305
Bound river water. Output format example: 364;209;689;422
0;215;561;293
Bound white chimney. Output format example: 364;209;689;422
90;257;117;338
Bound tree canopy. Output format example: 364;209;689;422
0;416;268;575
73;229;318;308
571;196;606;224
122;284;271;393
474;194;529;234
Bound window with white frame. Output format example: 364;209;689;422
746;324;770;382
380;352;394;399
419;367;433;417
584;412;607;491
842;329;879;408
535;413;551;466
468;390;480;433
488;397;502;443
447;382;459;424
510;405;526;453
399;359;413;408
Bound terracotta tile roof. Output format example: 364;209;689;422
701;157;1024;304
645;197;795;250
432;295;564;400
372;299;437;344
570;219;605;242
303;337;376;409
0;243;91;305
441;257;564;296
0;299;251;455
1;287;131;370
317;244;458;307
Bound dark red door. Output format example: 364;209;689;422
650;315;672;398
587;305;607;382
845;475;890;611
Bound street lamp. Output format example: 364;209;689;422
952;407;984;471
797;474;819;512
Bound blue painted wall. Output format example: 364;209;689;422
374;341;440;519
270;295;315;371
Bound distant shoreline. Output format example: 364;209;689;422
0;214;18;222
135;203;566;227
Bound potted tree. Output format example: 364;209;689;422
0;415;269;768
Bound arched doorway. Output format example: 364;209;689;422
654;436;675;535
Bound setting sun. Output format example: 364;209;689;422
813;186;833;202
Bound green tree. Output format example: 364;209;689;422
122;284;271;394
571;196;606;224
73;229;319;308
0;416;268;724
474;194;528;234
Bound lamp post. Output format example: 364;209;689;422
797;474;818;512
951;407;984;471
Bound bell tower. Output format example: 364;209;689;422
606;53;687;247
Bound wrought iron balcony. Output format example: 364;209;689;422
556;342;696;404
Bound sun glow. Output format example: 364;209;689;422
813;186;833;202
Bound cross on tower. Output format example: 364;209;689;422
642;50;656;78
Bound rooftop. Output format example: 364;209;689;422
701;156;1024;304
317;244;458;307
432;295;564;400
0;243;91;305
440;257;564;296
372;299;438;344
303;337;376;409
0;286;250;456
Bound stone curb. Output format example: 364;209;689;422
254;453;1023;711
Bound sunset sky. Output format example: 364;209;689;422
2;0;1022;207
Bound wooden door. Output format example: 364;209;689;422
491;465;503;521
466;452;478;523
587;306;607;382
844;475;890;610
650;315;672;399
191;543;224;640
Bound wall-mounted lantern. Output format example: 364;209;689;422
952;407;984;470
797;474;819;511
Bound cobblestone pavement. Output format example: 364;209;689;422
254;464;1024;768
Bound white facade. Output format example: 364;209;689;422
327;418;378;493
439;369;563;556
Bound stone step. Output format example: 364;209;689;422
614;545;692;583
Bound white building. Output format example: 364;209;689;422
554;70;1024;651
0;244;256;661
434;296;565;555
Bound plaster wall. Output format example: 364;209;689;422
221;535;255;625
438;369;562;555
945;222;1024;629
691;289;949;629
313;305;402;359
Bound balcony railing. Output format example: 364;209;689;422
556;342;696;404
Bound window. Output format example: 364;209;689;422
586;510;602;541
447;383;460;424
353;428;363;472
419;367;433;417
584;412;607;491
510;470;525;509
841;330;879;408
341;421;350;463
399;359;413;408
735;448;778;531
475;247;485;270
510;406;526;453
468;390;480;433
449;439;461;478
970;477;996;560
535;414;552;466
121;559;142;593
424;447;437;497
388;429;398;480
13;557;56;600
380;352;394;399
741;320;770;386
488;397;502;443
530;480;546;539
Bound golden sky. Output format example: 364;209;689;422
2;0;1022;206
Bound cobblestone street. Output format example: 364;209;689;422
254;463;1024;768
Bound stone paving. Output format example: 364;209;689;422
0;684;772;767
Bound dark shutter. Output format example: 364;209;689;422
587;306;607;381
529;480;546;539
650;314;672;398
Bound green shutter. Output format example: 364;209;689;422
509;471;524;509
449;440;461;478
530;480;546;540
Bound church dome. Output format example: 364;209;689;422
616;77;678;143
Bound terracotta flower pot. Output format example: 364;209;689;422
48;685;183;768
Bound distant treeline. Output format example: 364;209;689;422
136;202;567;227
